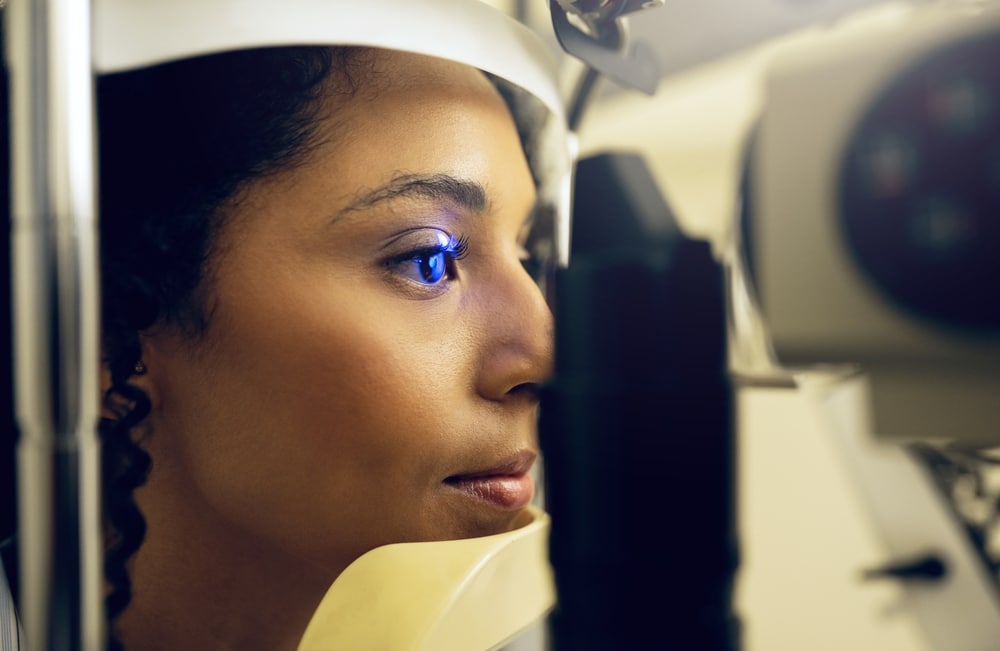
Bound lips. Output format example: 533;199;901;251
444;450;537;511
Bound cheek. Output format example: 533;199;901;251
146;297;479;563
165;281;475;506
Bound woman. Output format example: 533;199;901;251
93;43;555;650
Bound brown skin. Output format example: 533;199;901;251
113;49;553;650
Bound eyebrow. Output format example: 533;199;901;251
333;173;489;222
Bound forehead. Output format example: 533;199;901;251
299;48;536;204
320;48;567;266
317;48;517;144
364;48;502;98
223;48;536;233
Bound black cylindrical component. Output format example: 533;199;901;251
540;152;740;649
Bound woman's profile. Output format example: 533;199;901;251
98;46;554;650
2;4;568;648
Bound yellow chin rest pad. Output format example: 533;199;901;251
297;506;556;651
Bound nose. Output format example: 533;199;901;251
475;260;554;402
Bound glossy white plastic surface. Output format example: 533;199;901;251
297;506;555;651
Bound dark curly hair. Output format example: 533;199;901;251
96;45;366;651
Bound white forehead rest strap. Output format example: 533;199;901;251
93;0;565;123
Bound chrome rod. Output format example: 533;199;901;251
7;0;103;648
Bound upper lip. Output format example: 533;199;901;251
446;449;537;481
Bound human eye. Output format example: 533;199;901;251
517;202;554;285
383;229;469;287
517;242;541;282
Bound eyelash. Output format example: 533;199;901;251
385;232;470;287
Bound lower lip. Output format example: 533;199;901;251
445;473;535;511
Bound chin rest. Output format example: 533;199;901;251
297;506;555;651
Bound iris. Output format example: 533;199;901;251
398;231;469;286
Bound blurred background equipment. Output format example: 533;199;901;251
545;1;1000;650
740;0;1000;444
4;0;105;649
732;4;1000;648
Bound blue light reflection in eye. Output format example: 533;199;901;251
416;249;447;284
402;231;469;286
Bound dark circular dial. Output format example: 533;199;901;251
839;33;1000;333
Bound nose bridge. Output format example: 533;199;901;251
476;259;554;398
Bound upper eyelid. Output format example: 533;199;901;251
383;230;468;263
381;226;452;249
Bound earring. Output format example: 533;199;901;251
134;360;147;376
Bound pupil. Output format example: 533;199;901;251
421;254;445;283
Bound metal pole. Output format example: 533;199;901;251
6;0;104;648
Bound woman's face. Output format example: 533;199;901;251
136;49;553;575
